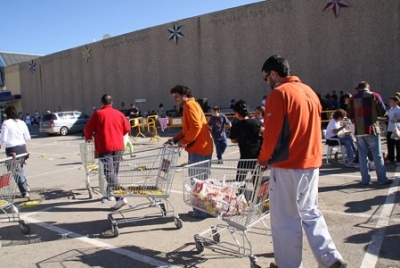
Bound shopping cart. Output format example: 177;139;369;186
98;145;181;237
182;159;270;256
0;154;30;234
79;142;98;199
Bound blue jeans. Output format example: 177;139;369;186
336;135;357;162
98;151;122;191
188;153;212;178
356;135;388;184
213;138;228;160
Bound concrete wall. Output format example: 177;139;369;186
5;0;400;116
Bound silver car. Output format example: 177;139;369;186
39;111;89;136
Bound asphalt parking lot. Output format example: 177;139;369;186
0;127;399;268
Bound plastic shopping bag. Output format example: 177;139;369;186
391;123;400;140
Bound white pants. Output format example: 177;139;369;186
269;167;342;268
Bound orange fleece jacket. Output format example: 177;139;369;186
258;76;322;169
174;98;213;156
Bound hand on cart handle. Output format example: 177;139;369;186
257;161;269;171
165;139;177;146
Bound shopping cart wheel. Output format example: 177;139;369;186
174;218;182;229
212;233;220;243
195;240;204;253
112;225;119;237
19;221;30;234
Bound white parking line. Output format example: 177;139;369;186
27;167;77;178
22;208;180;268
360;173;400;267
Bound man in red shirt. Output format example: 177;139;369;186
84;94;131;209
258;56;346;268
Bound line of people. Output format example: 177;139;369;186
82;56;351;267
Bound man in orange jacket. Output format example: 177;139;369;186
258;56;347;268
168;84;213;218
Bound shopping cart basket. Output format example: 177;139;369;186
98;145;181;237
183;159;270;256
80;142;98;199
0;154;30;234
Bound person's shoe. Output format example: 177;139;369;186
329;259;348;268
396;162;400;166
345;162;359;168
17;193;29;198
114;198;128;210
379;179;393;185
361;181;370;185
270;261;278;268
187;210;208;219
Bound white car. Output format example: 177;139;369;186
39;111;89;136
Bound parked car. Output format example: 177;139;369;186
39;111;89;136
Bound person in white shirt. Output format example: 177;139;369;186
326;109;357;167
386;96;400;164
0;106;31;198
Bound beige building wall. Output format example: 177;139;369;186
5;0;400;116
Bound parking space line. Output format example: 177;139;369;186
27;167;77;178
22;212;180;268
360;174;400;267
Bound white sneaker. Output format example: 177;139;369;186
114;198;127;210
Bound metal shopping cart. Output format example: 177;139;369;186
99;145;181;237
182;159;270;256
79;142;98;199
0;154;30;234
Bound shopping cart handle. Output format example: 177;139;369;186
255;163;268;171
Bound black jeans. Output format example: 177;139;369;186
386;132;400;162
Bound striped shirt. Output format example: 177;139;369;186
349;89;386;135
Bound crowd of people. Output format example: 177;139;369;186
6;54;400;267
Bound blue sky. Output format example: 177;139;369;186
2;0;261;56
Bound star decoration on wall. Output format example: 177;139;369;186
168;23;184;44
323;0;351;17
81;46;92;62
29;60;36;73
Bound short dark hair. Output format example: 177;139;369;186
355;81;369;90
343;93;352;99
261;55;290;77
170;85;193;98
4;106;18;120
211;106;220;111
332;109;347;120
233;100;249;117
255;105;265;117
390;96;400;102
101;94;113;105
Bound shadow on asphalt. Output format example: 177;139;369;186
345;223;400;263
343;190;400;213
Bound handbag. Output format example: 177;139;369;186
391;123;400;140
